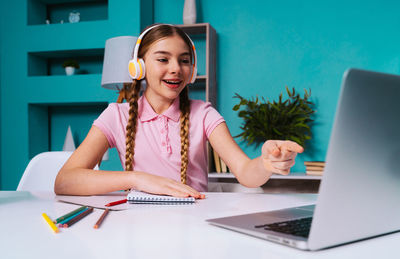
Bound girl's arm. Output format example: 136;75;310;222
54;126;203;198
208;122;303;188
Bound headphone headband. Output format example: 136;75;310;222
128;24;197;84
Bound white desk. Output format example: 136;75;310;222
1;191;399;259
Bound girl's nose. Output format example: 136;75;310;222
168;59;181;74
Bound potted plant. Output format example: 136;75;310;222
233;87;315;147
62;59;80;76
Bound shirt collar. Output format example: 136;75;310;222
139;95;181;122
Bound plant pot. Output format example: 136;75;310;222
65;66;75;76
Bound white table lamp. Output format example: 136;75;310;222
101;36;137;102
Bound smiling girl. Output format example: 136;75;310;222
54;24;303;198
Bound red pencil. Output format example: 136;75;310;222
105;198;127;207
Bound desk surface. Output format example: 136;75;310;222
1;191;399;259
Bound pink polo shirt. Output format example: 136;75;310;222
93;95;225;191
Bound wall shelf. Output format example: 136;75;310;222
208;172;322;180
27;0;108;26
209;172;321;193
28;48;104;76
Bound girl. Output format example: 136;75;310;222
54;24;303;198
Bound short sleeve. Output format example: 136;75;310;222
191;100;225;138
93;103;125;148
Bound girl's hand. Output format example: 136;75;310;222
131;171;205;199
261;140;304;175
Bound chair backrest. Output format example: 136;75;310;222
17;151;74;191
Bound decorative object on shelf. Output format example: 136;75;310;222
45;19;50;25
62;126;76;151
233;87;315;147
101;36;137;102
304;161;325;176
102;149;109;161
183;0;197;24
69;10;80;23
62;59;80;76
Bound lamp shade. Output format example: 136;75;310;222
101;36;137;90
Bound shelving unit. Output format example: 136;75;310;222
20;0;146;171
175;23;218;174
176;23;217;107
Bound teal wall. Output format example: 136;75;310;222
0;0;153;190
1;0;400;190
155;0;400;167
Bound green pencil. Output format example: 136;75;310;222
54;206;87;223
63;207;94;228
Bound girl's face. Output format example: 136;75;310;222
143;34;192;105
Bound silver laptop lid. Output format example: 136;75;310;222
308;68;400;250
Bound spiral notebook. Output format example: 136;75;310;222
127;190;195;204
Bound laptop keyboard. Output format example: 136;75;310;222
254;217;312;238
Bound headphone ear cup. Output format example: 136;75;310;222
137;58;146;80
128;59;140;79
190;66;197;84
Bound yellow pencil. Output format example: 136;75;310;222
42;213;60;233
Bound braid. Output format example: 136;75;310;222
125;80;142;171
179;87;191;184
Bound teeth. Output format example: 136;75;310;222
164;80;180;84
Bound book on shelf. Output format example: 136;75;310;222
306;170;324;176
211;148;230;174
220;158;228;173
213;150;221;173
304;161;326;167
306;165;325;171
304;161;325;176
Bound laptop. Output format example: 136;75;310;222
206;68;400;250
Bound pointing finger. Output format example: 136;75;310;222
281;141;304;153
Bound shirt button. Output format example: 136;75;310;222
161;142;166;146
160;129;165;134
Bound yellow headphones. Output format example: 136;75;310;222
128;24;197;84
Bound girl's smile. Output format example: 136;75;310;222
143;34;192;113
162;78;184;89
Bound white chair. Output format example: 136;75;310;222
17;151;77;192
18;151;100;191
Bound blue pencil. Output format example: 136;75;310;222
58;208;89;227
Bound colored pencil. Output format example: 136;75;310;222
105;198;127;207
57;208;89;227
63;207;94;228
42;213;60;233
54;206;87;223
94;209;109;229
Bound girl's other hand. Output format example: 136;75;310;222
261;140;304;175
131;171;205;199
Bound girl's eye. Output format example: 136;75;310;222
181;59;190;64
157;58;168;63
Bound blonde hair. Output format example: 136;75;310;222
124;24;192;184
